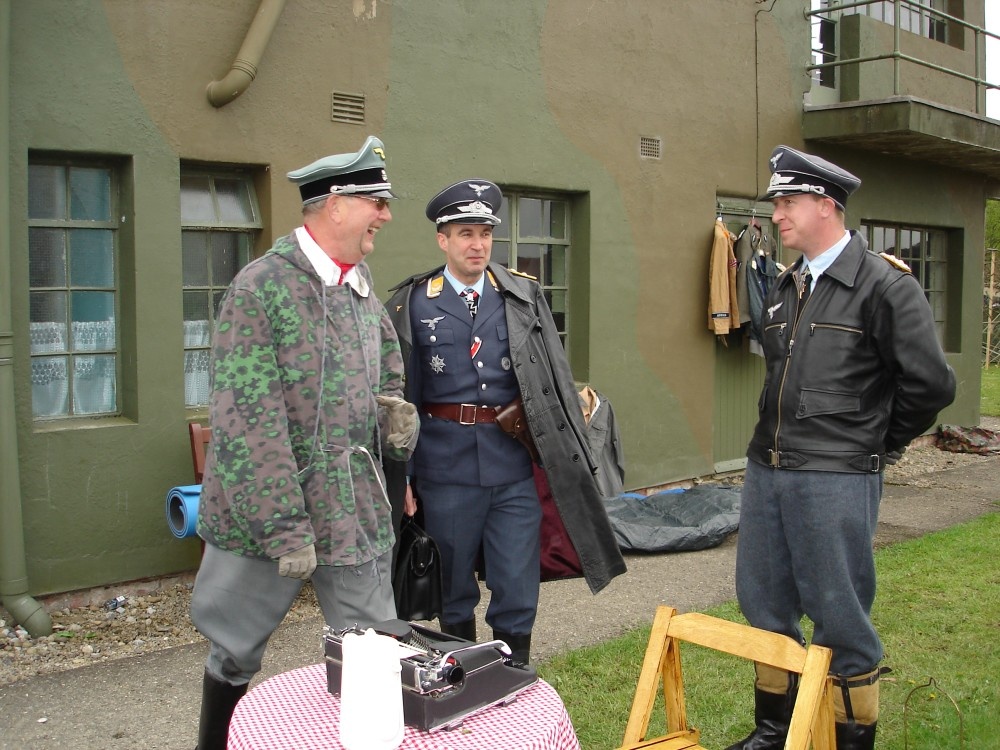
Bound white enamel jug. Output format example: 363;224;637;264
339;629;405;750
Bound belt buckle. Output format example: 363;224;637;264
458;403;477;425
767;449;780;468
868;454;880;472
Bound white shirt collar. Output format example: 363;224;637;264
294;227;369;297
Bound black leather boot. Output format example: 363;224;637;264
492;630;531;667
440;618;476;642
195;669;249;750
835;721;877;750
723;687;796;750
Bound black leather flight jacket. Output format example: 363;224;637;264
747;232;956;474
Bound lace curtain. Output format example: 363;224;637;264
30;321;117;417
184;320;212;407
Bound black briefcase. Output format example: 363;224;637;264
393;517;443;621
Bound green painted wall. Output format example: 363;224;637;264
4;0;987;596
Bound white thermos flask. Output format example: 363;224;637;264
339;628;405;750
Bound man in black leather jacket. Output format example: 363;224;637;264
727;146;955;750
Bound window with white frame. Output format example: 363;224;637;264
180;168;259;407
491;192;571;347
28;160;120;419
860;221;950;342
836;0;951;43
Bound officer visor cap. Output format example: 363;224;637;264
763;145;860;211
287;135;397;205
425;179;503;226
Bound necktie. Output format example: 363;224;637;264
795;268;812;323
462;287;479;318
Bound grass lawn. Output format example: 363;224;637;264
982;366;1000;417
539;513;1000;750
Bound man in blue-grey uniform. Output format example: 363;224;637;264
386;179;625;666
727;146;955;750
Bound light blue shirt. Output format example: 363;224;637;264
800;230;851;293
442;267;484;296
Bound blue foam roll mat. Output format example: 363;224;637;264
166;485;201;539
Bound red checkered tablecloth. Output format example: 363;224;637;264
227;663;581;750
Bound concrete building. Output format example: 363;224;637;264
2;0;997;617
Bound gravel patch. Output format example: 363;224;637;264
3;420;997;688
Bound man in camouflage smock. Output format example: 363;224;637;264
189;137;418;750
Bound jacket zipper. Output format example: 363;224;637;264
809;323;862;336
771;283;813;461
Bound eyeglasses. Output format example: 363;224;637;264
354;195;390;211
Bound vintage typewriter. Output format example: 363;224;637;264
324;619;538;731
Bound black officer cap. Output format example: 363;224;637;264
425;179;503;226
763;145;861;210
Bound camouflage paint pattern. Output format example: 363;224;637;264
197;233;410;566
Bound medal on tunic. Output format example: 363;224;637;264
501;356;511;371
430;355;446;373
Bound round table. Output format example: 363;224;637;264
227;663;581;750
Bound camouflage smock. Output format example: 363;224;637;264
197;231;410;566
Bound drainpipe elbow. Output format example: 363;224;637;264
2;592;52;638
206;59;257;108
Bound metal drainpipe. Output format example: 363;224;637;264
206;0;286;108
0;0;52;637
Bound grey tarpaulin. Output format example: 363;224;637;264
603;484;740;553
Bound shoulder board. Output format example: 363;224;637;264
425;275;445;298
879;253;911;273
507;267;537;281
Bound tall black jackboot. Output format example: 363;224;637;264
832;667;883;750
195;669;249;750
723;687;798;750
492;630;532;667
439;618;476;642
835;720;877;750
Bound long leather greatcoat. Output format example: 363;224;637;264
386;263;626;594
747;232;955;472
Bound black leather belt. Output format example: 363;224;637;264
751;445;885;473
423;402;499;425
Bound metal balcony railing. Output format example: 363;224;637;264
806;0;1000;115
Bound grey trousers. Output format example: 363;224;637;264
735;461;883;676
190;545;395;684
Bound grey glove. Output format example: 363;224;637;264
277;544;317;579
376;394;419;450
885;447;905;466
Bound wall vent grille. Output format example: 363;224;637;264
639;136;662;160
331;92;366;124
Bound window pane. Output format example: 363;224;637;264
545;244;568;286
517;242;542;281
184;349;212;407
69;167;111;221
215;178;254;223
32;356;69;417
73;354;116;414
180;175;215;223
71;290;115;323
182;231;210;286
493;202;511;240
184;290;212;323
30;291;67;325
548;200;568;240
29;228;68;287
211;232;243;286
28;164;66;219
545;289;567;333
69;229;114;286
518;198;543;238
212;289;227;315
492;240;510;267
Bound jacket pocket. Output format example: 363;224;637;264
796;388;860;419
416;327;455;346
